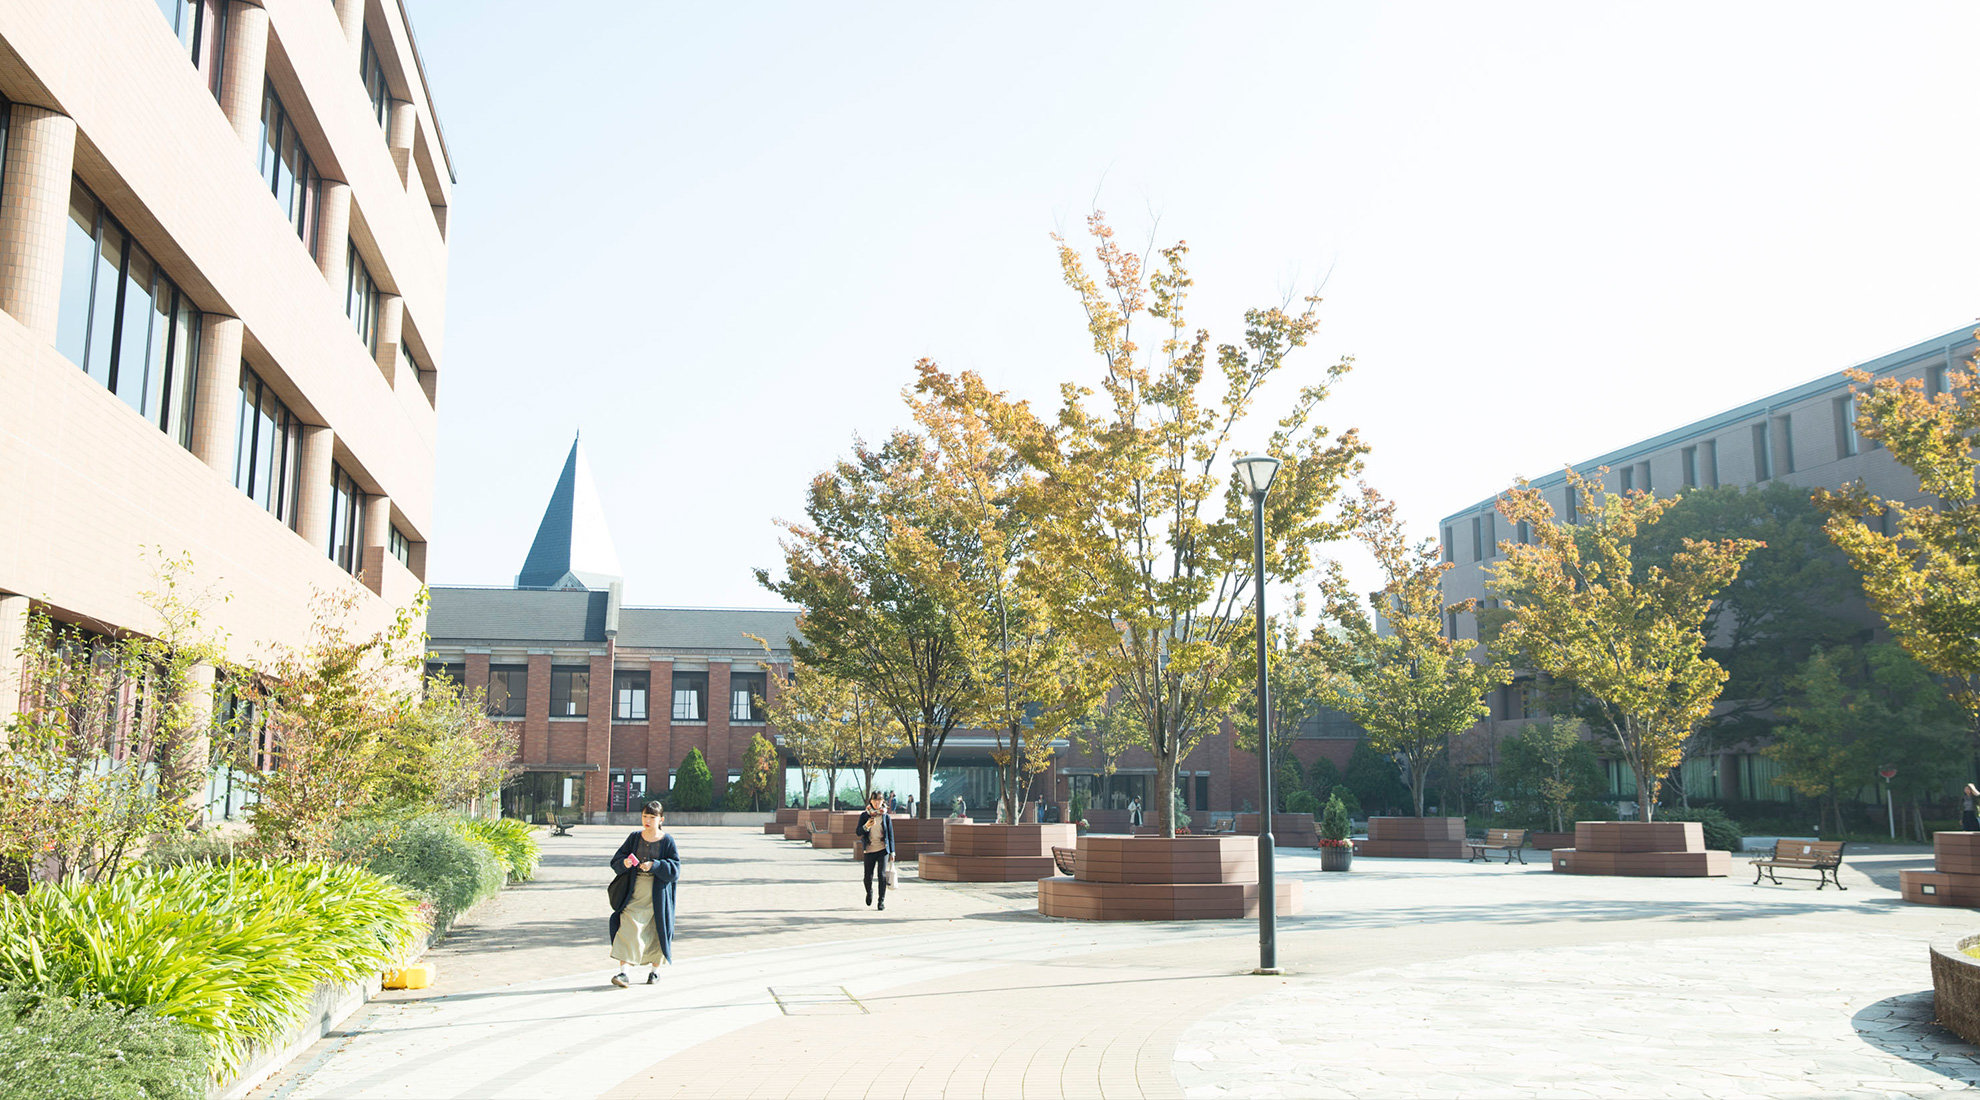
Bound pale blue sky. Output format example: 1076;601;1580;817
407;1;1980;608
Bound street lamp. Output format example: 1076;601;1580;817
1234;453;1282;975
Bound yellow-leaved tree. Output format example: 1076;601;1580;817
983;213;1366;836
1314;486;1511;818
1488;469;1759;822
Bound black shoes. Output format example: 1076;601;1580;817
646;970;660;985
865;888;873;907
877;898;886;910
610;971;629;988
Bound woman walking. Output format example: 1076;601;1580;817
607;800;679;987
858;790;895;910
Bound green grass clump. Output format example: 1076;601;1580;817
0;987;209;1100
333;815;505;935
0;862;420;1079
462;817;541;881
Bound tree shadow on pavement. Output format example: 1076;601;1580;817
1850;990;1980;1086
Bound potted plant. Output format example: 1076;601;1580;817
1319;790;1354;871
1070;790;1090;833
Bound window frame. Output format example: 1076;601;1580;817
233;364;302;529
548;667;590;718
730;672;767;724
486;665;527;718
614;671;650;721
257;83;322;255
671;671;708;722
327;462;368;575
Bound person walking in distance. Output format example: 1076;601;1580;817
1963;783;1980;832
859;790;895;910
607;801;679;987
1128;795;1143;828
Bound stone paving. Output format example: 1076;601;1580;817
255;826;1980;1099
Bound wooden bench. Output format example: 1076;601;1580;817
1052;846;1077;876
1751;839;1846;890
1465;828;1527;864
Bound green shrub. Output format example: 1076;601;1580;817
1655;805;1743;851
1320;791;1353;842
720;785;751;812
1285;790;1321;815
0;988;209;1100
671;749;712;811
145;833;242;868
0;862;420;1077
332;815;505;935
462;817;540;881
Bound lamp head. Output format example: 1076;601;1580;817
1234;454;1281;497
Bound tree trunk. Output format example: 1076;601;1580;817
1411;756;1428;818
825;766;840;810
1155;757;1177;837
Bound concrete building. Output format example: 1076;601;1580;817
0;0;450;736
1436;324;1977;804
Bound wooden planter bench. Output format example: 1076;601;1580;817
1052;846;1077;876
1751;839;1846;890
1466;828;1527;864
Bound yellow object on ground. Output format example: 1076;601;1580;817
383;963;436;989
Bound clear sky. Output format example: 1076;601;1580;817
405;1;1980;609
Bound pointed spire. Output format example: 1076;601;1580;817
516;435;624;590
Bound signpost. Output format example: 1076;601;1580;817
1880;766;1898;839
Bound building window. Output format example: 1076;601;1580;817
388;525;411;566
1636;462;1651;494
1445;610;1459;640
1516;520;1530;545
1773;415;1795;475
55;180;201;449
672;671;708;721
1834;396;1859;458
1681;446;1698;488
233;366;301;528
155;0;227;98
1441;527;1454;564
346;243;380;354
731;672;767;723
1702;440;1720;487
1620;466;1635;493
258;85;321;255
615;672;649;720
360;28;391;131
1564;485;1577;524
1752;422;1773;481
1928;364;1948;397
487;666;527;718
549;668;589;717
423;662;464;690
0;95;10;208
327;462;367;576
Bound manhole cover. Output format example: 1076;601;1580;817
770;985;867;1015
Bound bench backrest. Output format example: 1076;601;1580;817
1485;828;1527;845
1769;840;1844;863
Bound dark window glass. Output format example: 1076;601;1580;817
233;366;301;528
54;180;201;446
549;668;590;717
614;672;648;720
672;672;707;721
156;0;227;98
346;242;379;353
731;672;767;723
388;525;410;566
359;29;390;131
258;85;321;253
328;462;367;576
487;666;527;718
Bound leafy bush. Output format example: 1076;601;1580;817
721;785;750;812
332;815;505;935
1654;805;1743;851
0;988;209;1100
0;862;420;1077
671;749;712;811
462;817;540;882
1319;791;1353;843
145;833;242;868
1285;790;1321;815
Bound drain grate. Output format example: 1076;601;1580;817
769;985;867;1015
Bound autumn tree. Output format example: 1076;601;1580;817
738;732;780;811
982;214;1364;836
1817;354;1980;745
1488;469;1760;822
1494;715;1605;833
908;364;1103;824
379;672;520;816
1230;609;1329;813
757;435;973;818
1314;486;1510;817
755;659;841;808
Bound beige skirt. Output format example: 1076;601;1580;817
611;872;668;965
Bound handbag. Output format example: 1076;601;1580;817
884;862;898;888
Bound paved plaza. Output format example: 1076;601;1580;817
254;827;1980;1099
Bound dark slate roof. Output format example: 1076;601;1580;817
428;587;799;656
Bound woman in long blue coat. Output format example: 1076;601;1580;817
607;800;679;987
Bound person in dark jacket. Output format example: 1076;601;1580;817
607;801;679;987
858;790;895;910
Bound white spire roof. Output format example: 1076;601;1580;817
516;435;624;590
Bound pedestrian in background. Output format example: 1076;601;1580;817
607;801;679;987
1964;783;1980;832
858;790;895;910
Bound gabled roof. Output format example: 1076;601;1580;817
427;586;799;657
516;435;623;590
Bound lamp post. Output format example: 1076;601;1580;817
1234;452;1282;975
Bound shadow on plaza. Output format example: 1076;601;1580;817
1850;990;1980;1085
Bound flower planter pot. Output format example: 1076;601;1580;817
1319;845;1353;872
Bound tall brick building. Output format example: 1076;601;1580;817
0;1;452;789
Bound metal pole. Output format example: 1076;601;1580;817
1887;780;1896;839
1252;489;1280;974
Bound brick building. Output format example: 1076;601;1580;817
0;0;452;802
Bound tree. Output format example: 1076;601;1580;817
754;657;846;808
987;213;1365;836
1495;716;1605;832
1315;486;1512;817
1488;469;1760;822
1766;643;1966;834
1631;482;1861;748
757;433;974;819
906;365;1103;824
1230;610;1330;812
1817;354;1980;744
1343;740;1408;816
839;682;902;803
379;672;520;816
671;748;712;812
738;732;779;811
